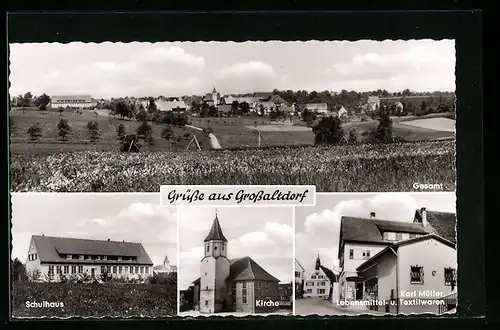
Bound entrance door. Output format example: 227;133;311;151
91;268;96;278
355;282;363;300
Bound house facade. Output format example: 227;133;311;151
306;103;328;114
367;96;380;112
356;234;457;314
303;254;332;299
25;235;153;282
337;208;456;313
50;95;95;109
294;258;305;298
192;214;281;314
153;254;177;274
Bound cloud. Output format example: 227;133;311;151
263;222;293;241
139;46;205;70
217;61;277;79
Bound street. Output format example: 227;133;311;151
295;298;385;316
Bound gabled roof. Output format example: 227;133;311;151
414;210;456;244
367;96;380;103
227;257;280;282
319;265;337;283
356;234;456;272
340;216;429;245
51;95;92;102
204;215;227;242
31;235;153;265
295;258;305;272
306;103;328;109
280;105;295;113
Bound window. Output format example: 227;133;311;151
396;232;403;241
101;266;106;274
130;266;134;274
444;267;457;286
317;289;325;294
311;275;316;279
306;289;312;294
205;300;208;306
295;271;301;277
242;282;247;304
136;266;139;273
56;266;61;274
119;266;123;274
410;265;424;284
319;281;326;286
214;246;218;251
48;265;54;277
349;249;354;259
145;267;149;274
409;233;420;239
140;266;144;274
222;245;224;251
305;282;314;286
71;265;76;274
72;255;79;259
206;245;210;252
64;265;69;274
79;255;84;260
78;265;83;273
113;266;117;274
385;232;396;241
318;275;324;279
362;250;371;259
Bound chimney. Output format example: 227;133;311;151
370;212;376;219
420;207;427;227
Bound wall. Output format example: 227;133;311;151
51;102;93;109
235;281;255;313
397;238;457;314
199;257;216;313
303;268;331;299
25;238;41;278
214;256;230;311
342;242;387;273
254;281;280;314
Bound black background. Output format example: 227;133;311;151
2;4;492;330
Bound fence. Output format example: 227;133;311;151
438;292;457;314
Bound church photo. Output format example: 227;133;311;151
178;207;293;316
295;192;457;315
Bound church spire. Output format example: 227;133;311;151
163;254;170;266
204;211;227;242
315;252;321;271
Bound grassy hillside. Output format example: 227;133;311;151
12;282;177;318
10;108;210;155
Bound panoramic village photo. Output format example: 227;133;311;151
294;193;457;315
10;193;178;318
9;40;456;192
178;207;293;316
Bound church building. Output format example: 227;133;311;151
191;213;281;314
302;254;336;299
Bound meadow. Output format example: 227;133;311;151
10;108;210;154
12;282;177;318
11;141;456;192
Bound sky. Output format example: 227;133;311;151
178;207;293;290
295;192;456;274
11;193;177;267
9;40;455;99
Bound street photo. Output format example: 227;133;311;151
10;193;178;318
178;207;293;316
9;40;455;192
294;192;457;315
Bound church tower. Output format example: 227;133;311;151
315;252;321;274
212;86;219;107
200;211;230;313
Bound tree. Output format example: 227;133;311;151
11;258;27;282
301;108;317;124
35;93;51;113
348;129;358;144
372;107;394;143
27;122;43;141
136;107;148;122
57;107;64;116
231;101;239;116
57;119;72;141
147;99;157;114
116;123;126;140
21;92;33;107
161;125;174;140
136;121;153;139
86;121;100;142
312;116;344;145
208;106;218;117
113;99;134;120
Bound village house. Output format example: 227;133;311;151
50;95;96;109
302;254;336;299
153;254;177;274
190;213;281;314
306;103;328;114
338;106;348;118
25;235;154;282
366;96;380;112
337;208;456;314
139;98;188;112
294;258;305;298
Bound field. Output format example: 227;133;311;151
11;141;456;192
399;117;455;132
12;282;177;318
10;108;210;154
